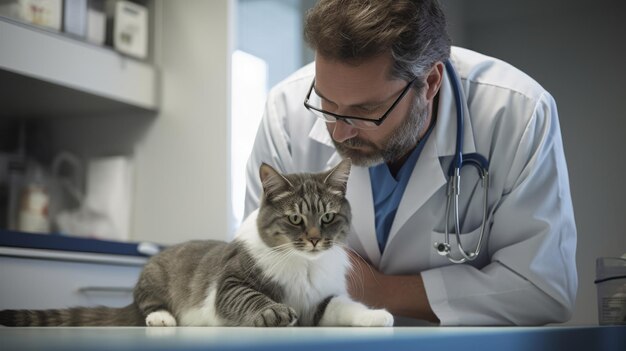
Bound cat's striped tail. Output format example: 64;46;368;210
0;304;145;327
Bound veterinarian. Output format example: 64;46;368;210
243;0;577;325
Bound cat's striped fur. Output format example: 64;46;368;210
0;159;394;327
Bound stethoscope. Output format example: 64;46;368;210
433;61;490;264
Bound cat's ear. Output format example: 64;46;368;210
323;158;351;196
259;163;294;201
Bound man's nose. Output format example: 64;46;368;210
330;120;358;143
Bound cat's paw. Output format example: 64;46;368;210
352;309;394;327
146;310;177;327
253;303;298;327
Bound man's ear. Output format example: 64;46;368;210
259;163;293;201
425;61;444;101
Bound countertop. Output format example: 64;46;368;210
2;325;625;351
0;230;159;258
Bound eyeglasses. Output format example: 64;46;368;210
303;77;417;130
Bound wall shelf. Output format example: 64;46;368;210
0;16;158;118
0;0;233;247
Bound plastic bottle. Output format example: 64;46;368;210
17;163;50;233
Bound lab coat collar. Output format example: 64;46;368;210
309;118;334;147
433;59;477;158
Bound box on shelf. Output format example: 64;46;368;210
0;0;62;30
63;0;87;37
112;0;148;59
86;0;105;45
61;0;110;46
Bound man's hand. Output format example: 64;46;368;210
346;250;440;323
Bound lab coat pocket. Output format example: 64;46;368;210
429;225;485;268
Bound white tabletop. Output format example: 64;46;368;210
2;325;625;351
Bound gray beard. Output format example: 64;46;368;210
332;95;429;167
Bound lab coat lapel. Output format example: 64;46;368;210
345;165;381;266
386;136;446;245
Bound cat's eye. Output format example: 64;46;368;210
288;214;303;225
320;213;335;224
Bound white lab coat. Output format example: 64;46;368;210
244;47;577;325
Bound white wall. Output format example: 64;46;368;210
442;0;626;325
132;0;234;245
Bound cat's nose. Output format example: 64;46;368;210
309;238;320;247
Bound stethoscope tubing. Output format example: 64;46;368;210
445;60;465;173
436;60;490;264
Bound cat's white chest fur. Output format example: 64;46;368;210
236;212;350;325
257;245;349;324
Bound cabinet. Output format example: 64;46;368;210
1;0;233;246
0;13;158;242
0;246;145;310
0;9;156;311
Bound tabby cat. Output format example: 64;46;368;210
0;159;394;327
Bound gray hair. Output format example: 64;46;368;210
304;0;451;90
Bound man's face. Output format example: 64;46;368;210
314;54;429;167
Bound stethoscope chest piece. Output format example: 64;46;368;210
433;60;490;264
436;242;451;256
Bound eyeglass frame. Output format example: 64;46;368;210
303;76;418;128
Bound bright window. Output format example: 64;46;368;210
230;0;315;234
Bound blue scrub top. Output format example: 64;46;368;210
369;126;435;253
